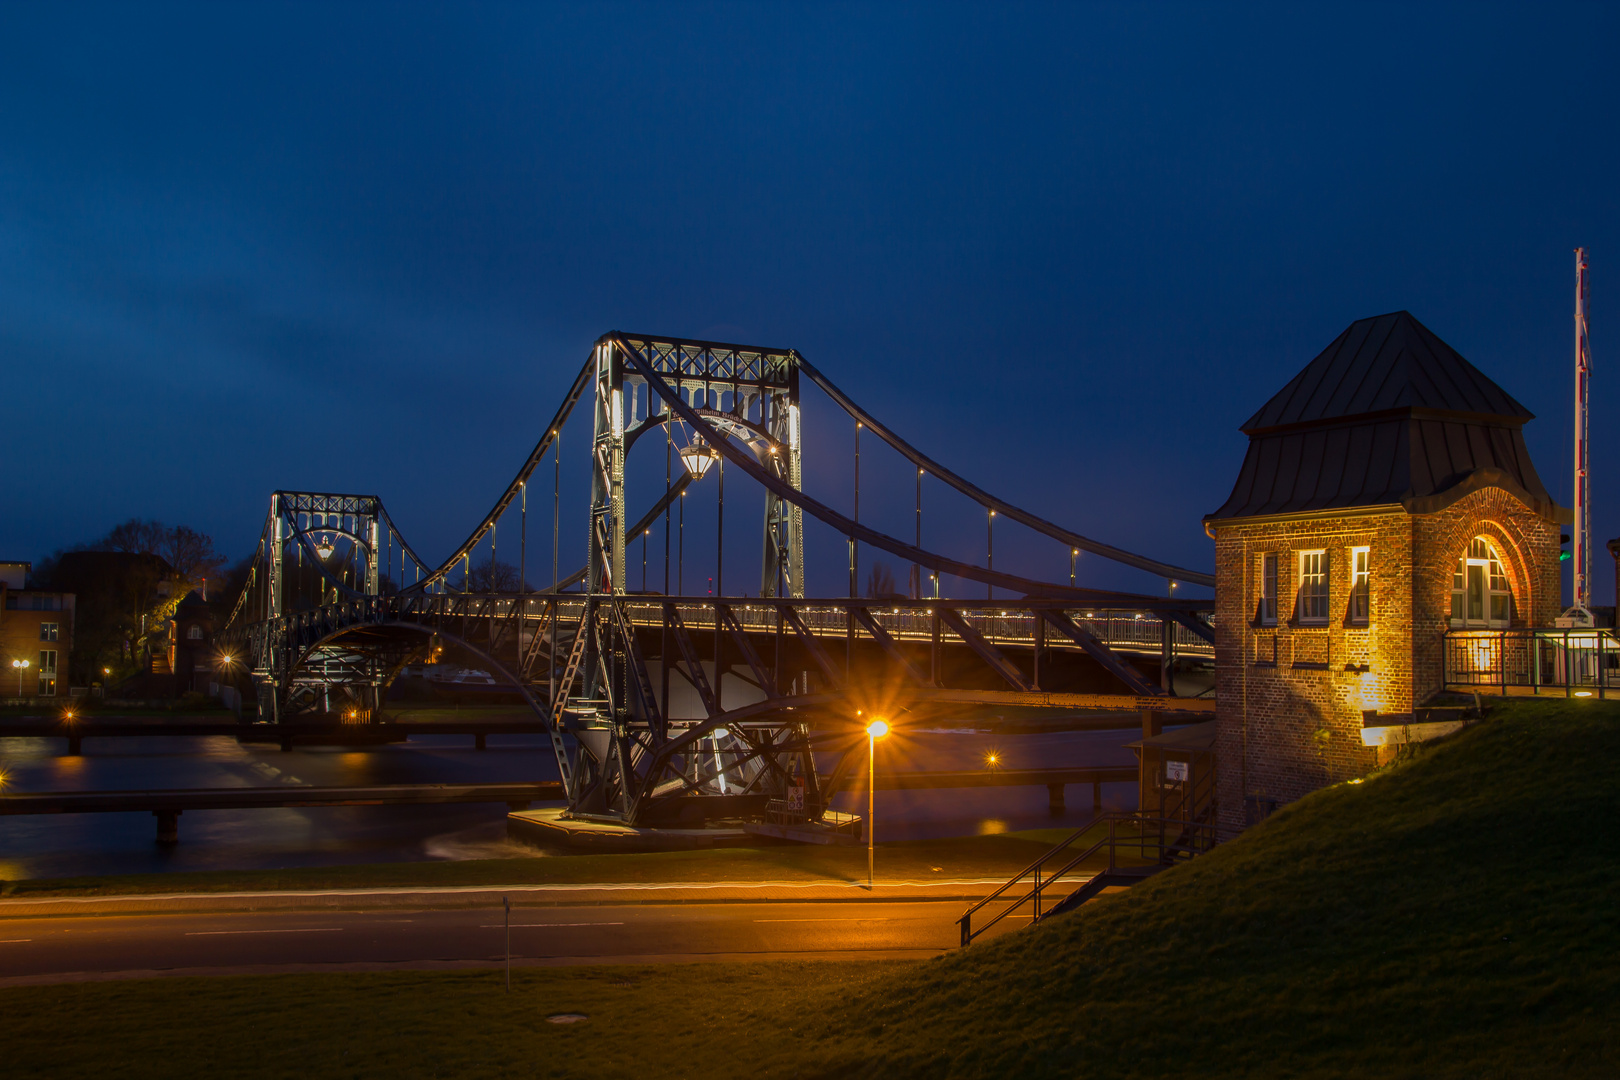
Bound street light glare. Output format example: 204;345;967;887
866;719;889;739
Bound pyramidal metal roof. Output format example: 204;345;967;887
1208;311;1564;524
1241;310;1533;433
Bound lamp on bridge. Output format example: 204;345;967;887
315;536;335;560
680;439;717;480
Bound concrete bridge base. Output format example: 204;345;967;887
507;806;762;853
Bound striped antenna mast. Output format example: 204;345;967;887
1562;247;1594;626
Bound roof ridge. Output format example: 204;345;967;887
1240;310;1533;432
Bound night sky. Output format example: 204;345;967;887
3;3;1616;602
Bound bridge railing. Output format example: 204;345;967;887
1444;627;1620;697
602;599;1214;659
231;593;1214;682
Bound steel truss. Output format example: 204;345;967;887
223;332;1215;829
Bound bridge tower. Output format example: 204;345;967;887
588;340;629;598
589;334;805;600
759;365;805;599
250;492;389;722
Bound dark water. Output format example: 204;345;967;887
0;725;1147;880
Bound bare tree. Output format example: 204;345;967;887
100;519;167;556
467;558;527;592
159;525;224;590
866;561;897;599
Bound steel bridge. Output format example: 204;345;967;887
218;332;1215;832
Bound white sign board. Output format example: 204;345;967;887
1165;760;1189;783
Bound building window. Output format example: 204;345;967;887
1297;550;1328;623
38;676;56;696
1259;553;1278;625
187;624;204;640
1451;537;1512;628
40;622;58;642
1349;547;1370;624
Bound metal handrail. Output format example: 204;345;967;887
957;813;1217;947
1443;626;1620;698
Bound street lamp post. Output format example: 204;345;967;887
12;659;30;697
865;718;889;888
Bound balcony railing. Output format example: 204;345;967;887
1443;627;1620;698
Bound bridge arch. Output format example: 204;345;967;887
282;619;550;728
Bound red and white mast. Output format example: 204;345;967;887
1564;247;1594;625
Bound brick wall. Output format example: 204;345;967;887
1212;486;1560;838
0;590;75;699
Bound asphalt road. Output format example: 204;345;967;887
0;900;1023;985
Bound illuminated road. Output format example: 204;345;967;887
0;900;1027;985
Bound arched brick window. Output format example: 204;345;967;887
1450;537;1512;628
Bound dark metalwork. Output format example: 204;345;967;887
1443;627;1620;698
957;812;1218;946
222;332;1216;831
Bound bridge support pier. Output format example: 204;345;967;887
476;733;487;750
66;734;82;756
1093;780;1102;812
154;809;181;845
1048;783;1064;813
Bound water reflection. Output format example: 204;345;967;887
0;723;1150;880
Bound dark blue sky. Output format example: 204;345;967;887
3;3;1616;601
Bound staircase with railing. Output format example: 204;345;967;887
958;812;1218;947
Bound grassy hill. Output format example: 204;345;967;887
7;697;1617;1079
796;695;1620;1078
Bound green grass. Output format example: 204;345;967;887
1;829;1080;898
6;697;1618;1078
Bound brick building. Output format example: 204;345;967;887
0;560;76;701
1204;311;1566;838
168;588;218;693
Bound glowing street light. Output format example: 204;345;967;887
11;658;30;697
865;717;890;888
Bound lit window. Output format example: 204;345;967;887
1297;551;1328;623
40;622;58;642
1259;553;1278;625
38;676;56;696
1451;537;1512;628
38;649;56;674
1349;548;1370;624
188;625;204;640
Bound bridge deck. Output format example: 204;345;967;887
532;597;1214;659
